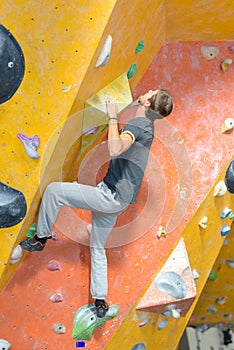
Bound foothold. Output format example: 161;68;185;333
157;320;169;330
192;269;200;280
72;304;119;340
130;343;146;350
127;63;137;79
221;118;234;133
207;307;217;313
157;225;167;238
216;296;227;305
26;223;37;237
53;323;66;334
220;58;232;73
76;341;85;348
95;35;112;68
82;125;99;136
48;260;61;271
10;244;23;264
200;45;219;60
221;208;232;219
221;225;231;237
135;40;144;53
208;269;218;281
199;216;208;229
225;159;234;194
0;338;11;350
214;180;227;197
154;271;187;299
17;133;40;159
226;259;234;268
0;182;27;228
50;293;63;302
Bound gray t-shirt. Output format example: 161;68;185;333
103;117;154;203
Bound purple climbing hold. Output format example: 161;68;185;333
82;125;99;136
228;46;234;54
17;133;40;158
48;260;61;271
50;293;63;302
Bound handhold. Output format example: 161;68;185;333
95;35;112;68
72;304;119;340
208;269;218;281
127;63;137;79
157;320;169;330
220;208;232;219
135;40;144;53
154;271;187;299
207;307;217;313
226;259;234;268
199;216;208;229
53;323;66;334
225;159;234;194
216;296;227;305
10;244;23;264
26;223;37;237
82;125;99;136
213;180;227;197
221;118;234;133
200;45;219;60
0;24;25;104
17;133;40;158
0;182;27;228
192;269;200;280
229;211;234;219
157;225;166;238
221;225;231;236
220;58;232;73
50;293;63;302
0;338;11;350
48;260;61;271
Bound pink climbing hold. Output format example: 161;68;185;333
51;231;59;240
47;260;61;271
50;293;63;302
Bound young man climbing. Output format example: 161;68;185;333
19;89;173;317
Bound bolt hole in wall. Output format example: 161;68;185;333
179;327;234;350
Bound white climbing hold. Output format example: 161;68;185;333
192;269;200;280
95;35;112;68
214;180;227;197
17;133;40;159
221;118;234;133
10;244;23;264
199;216;208;229
53;323;66;334
226;259;234;268
0;339;11;350
200;46;219;60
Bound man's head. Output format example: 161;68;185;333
140;89;173;121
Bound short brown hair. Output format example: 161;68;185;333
146;89;173;121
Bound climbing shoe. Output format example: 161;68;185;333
20;235;46;252
95;299;109;318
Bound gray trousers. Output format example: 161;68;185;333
37;181;128;299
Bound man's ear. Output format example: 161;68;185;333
144;100;151;108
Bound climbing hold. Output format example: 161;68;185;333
208;270;218;281
225;159;234;194
154;271;187;299
82;125;99;136
48;260;61;271
224;314;232;319
135;40;144;53
221;225;231;237
157;320;169;330
0;338;11;350
138;319;149;327
213;180;227;197
127;63;137;79
130;343;146;350
76;341;85;348
51;231;59;240
221;118;234;133
10;244;23;264
17;133;40;159
216;296;227;305
192;269;200;280
50;293;63;302
0;24;25;104
0;182;27;228
226;260;234;268
228;46;234;54
157;225;167;238
199;216;208;229
163;308;181;319
61;84;72;92
220;208;232;219
26;223;37;237
220;58;232;73
72;304;119;340
95;35;112;68
207;307;217;313
53;323;66;334
228;212;234;219
200;46;219;60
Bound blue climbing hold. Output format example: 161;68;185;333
221;225;231;237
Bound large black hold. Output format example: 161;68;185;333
0;182;27;228
225;159;234;194
0;24;25;104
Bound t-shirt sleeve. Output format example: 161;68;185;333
120;122;142;142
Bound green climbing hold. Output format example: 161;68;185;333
135;40;144;53
26;223;37;238
72;304;119;340
228;211;234;219
208;269;218;281
127;63;137;79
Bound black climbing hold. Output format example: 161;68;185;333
0;24;25;104
225;159;234;194
0;182;27;228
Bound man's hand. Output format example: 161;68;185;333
106;100;118;119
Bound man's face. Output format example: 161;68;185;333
139;89;159;106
